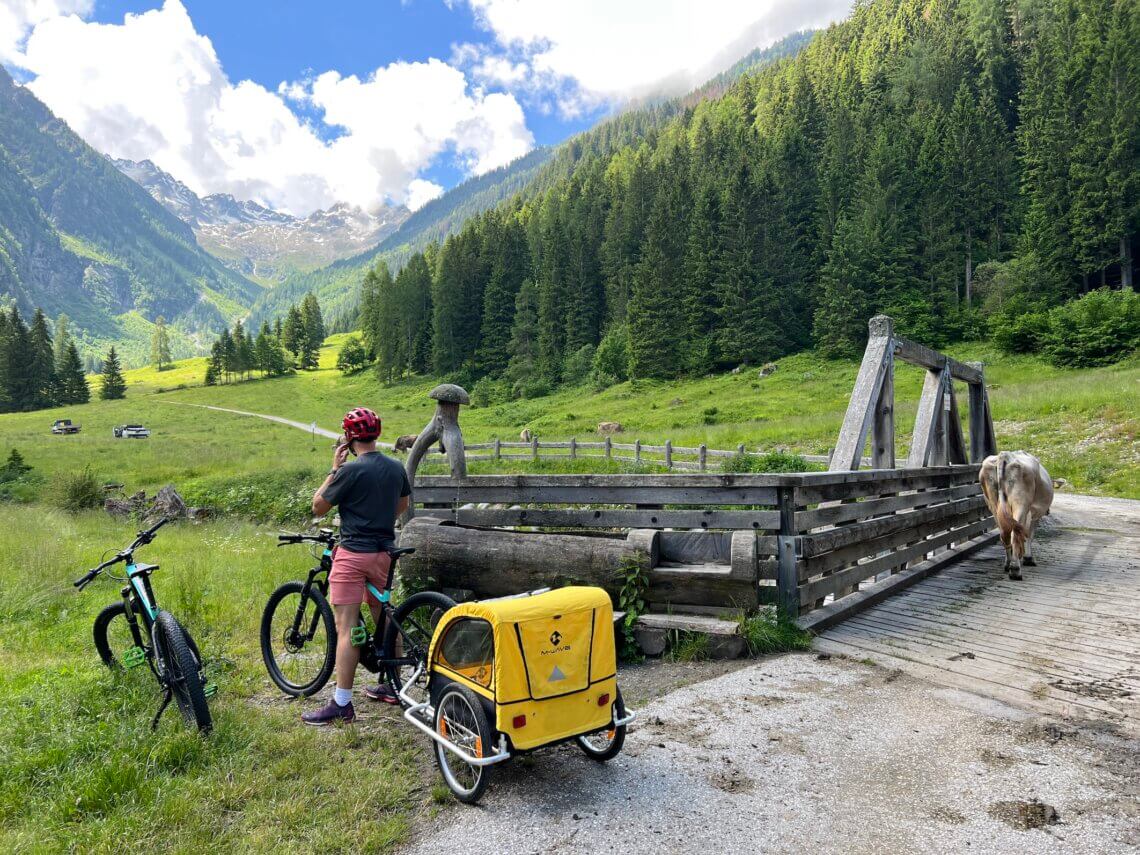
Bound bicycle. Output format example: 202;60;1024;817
74;517;215;732
260;528;455;704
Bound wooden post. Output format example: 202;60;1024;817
493;437;501;461
531;435;539;461
871;346;895;469
604;436;612;460
569;437;577;460
966;362;997;463
776;486;798;618
403;383;469;522
634;439;641;464
664;440;672;470
831;315;893;471
698;444;708;471
907;367;947;468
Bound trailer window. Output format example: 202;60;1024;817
436;619;494;688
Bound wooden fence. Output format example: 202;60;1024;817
417;437;863;471
404;464;992;622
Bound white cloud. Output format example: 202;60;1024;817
405;178;444;211
12;0;533;215
0;0;91;64
463;0;851;114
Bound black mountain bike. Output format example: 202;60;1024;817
261;529;455;703
74;517;215;732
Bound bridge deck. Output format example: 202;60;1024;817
816;494;1140;735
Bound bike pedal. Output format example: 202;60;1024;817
350;625;369;646
122;646;147;669
203;682;218;699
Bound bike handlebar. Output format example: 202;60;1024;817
277;530;336;547
73;517;171;590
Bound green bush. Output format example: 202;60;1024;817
335;336;370;374
593;325;630;382
1039;288;1140;367
722;451;811;473
49;466;103;513
991;307;1050;354
471;376;511;408
562;345;596;386
512;377;551;400
182;469;317;524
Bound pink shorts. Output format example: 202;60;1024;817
328;548;392;607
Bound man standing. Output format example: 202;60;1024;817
301;406;410;725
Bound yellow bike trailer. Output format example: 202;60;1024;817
399;586;634;803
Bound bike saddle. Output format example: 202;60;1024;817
388;547;416;561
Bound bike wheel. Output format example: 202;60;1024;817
153;611;212;733
93;601;144;670
434;684;494;804
383;591;455;702
260;581;336;697
576;688;627;762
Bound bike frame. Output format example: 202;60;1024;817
115;552;162;669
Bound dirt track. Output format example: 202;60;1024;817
402;653;1139;855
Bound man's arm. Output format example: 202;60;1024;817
396;495;409;516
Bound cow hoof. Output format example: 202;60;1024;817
1022;556;1036;567
1009;572;1023;581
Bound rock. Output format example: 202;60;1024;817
104;498;135;518
394;434;418;452
597;421;624;435
731;364;747;375
669;398;684;407
634;626;667;656
187;507;213;522
147;485;188;522
758;362;778;377
519;428;533;442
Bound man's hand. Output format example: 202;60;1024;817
332;440;350;472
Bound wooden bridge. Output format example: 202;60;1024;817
398;316;1138;734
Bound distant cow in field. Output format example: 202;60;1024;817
519;429;533;442
979;451;1054;580
394;434;418;452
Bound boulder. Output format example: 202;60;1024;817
147;485;188;522
597;421;624;435
758;362;778;377
668;398;684;407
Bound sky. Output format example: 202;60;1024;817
0;0;851;216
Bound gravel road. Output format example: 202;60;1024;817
402;653;1138;855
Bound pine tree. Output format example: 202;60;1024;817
151;315;172;371
28;308;55;409
506;280;541;384
53;313;72;369
475;214;530;377
300;294;324;369
5;308;34;411
58;342;88;404
283;306;306;358
99;347;126;400
680;180;721;373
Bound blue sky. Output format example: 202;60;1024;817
2;1;851;214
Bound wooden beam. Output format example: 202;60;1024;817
893;336;984;384
906;367;946;468
967;366;988;464
871;347;895;469
831;316;893;471
945;382;969;465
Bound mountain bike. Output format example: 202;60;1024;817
261;529;455;704
74;517;215;732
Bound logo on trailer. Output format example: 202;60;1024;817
549;630;562;646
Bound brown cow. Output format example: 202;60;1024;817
979;451;1054;580
394;434;418;452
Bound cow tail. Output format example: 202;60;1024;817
994;455;1026;538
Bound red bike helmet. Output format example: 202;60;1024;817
342;407;381;442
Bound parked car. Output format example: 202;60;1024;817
112;424;151;439
51;419;81;434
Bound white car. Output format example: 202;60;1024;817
113;424;151;439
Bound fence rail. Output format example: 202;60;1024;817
414;436;868;471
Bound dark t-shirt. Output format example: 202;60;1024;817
321;451;411;553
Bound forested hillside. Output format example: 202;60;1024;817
361;0;1138;393
0;68;262;364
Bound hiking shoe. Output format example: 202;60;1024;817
301;699;355;725
363;683;399;704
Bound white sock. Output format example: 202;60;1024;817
334;687;353;707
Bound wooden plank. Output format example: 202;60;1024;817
452;507;780;530
967;372;987;464
801;495;987;557
417;473;800;488
800;506;991;578
893;335;984;384
795;484;981;529
800;519;995;602
636;613;741;636
797;531;997;631
414;484;780;506
794;467;980;504
830;322;892;471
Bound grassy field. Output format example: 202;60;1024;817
7;333;1129;499
0;507;438;854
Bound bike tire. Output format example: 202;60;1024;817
260;581;336;697
383;591;455;698
154;610;213;733
434;683;494;804
93;601;143;670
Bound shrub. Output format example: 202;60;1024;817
1039;289;1140;368
182;469;316;524
990;307;1050;354
737;609;813;656
512;377;551;400
471;376;511;408
49;466;103;513
593;325;630;382
335;336;370;374
562;344;596;386
722;451;810;473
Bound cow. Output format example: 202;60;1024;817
979;451;1054;580
519;428;533;442
394;434;418;452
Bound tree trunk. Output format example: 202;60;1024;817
1101;267;1107;288
964;228;973;308
1122;235;1134;290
